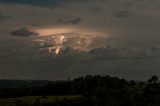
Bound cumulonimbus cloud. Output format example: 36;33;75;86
0;0;160;80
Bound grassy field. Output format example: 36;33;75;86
0;95;81;106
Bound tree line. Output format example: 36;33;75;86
0;75;160;106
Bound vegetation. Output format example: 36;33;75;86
0;95;81;106
0;75;160;106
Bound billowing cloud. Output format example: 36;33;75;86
0;0;159;48
57;17;82;25
1;44;160;80
0;0;160;80
11;27;38;37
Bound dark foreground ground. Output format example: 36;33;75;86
0;75;159;106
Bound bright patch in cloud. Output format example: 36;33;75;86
35;27;74;36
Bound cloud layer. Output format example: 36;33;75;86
0;0;160;80
1;0;160;46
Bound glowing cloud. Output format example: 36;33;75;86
35;27;74;36
51;35;67;55
32;27;109;55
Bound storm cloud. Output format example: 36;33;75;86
0;0;160;80
0;0;160;46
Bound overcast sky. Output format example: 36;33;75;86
0;0;160;80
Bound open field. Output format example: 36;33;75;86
0;95;81;106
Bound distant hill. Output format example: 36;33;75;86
0;80;51;89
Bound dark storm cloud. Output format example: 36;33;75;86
69;17;82;24
0;0;160;80
115;10;131;18
0;13;11;20
56;17;82;25
11;27;38;37
0;0;62;7
0;45;160;80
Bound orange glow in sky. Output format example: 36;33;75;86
33;27;107;55
35;27;74;36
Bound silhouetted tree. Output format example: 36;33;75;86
148;75;159;84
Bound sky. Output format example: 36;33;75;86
0;0;160;80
